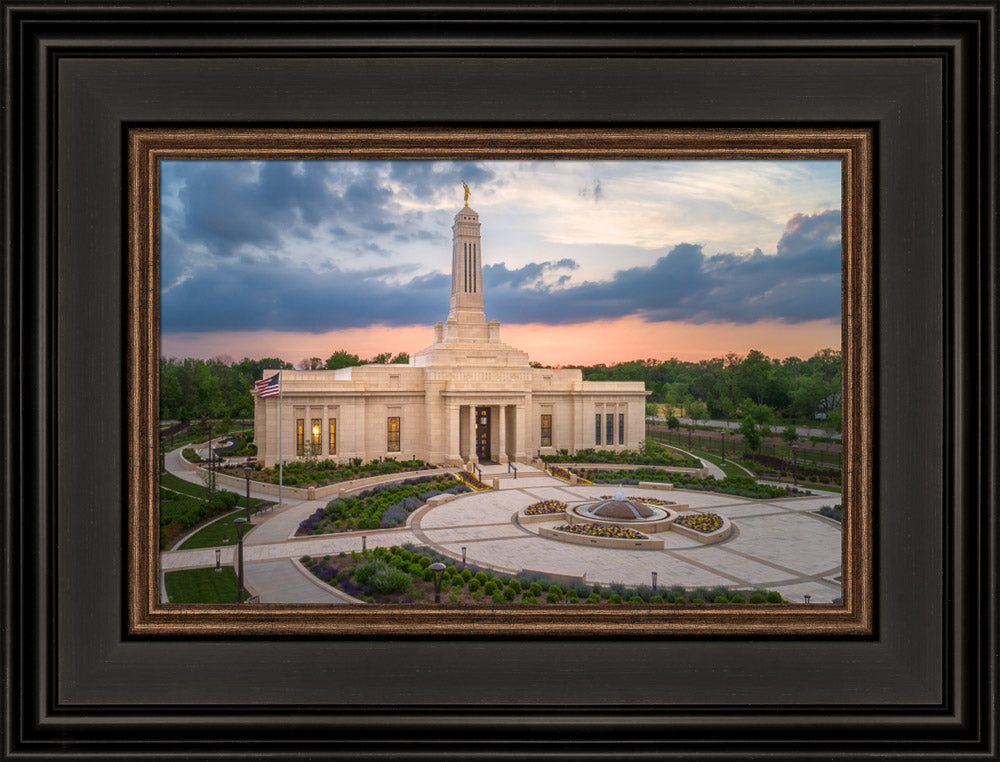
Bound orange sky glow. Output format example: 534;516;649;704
161;316;841;366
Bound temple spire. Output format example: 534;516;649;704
448;203;485;325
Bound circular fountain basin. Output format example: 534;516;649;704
564;496;679;534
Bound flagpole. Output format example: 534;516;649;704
278;370;283;508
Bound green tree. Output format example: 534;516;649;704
781;425;799;443
665;415;680;430
390;352;410;364
686;400;709;424
325;350;364;370
738;415;762;452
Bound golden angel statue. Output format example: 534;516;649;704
462;181;471;205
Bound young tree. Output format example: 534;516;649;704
738;415;762;453
781;425;799;443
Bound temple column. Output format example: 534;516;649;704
445;403;461;465
514;403;527;462
496;404;508;463
467;405;479;464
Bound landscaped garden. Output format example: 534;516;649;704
523;499;567;515
457;470;490;490
579;468;811;499
544;440;702;469
674;513;724;533
221;456;433;489
160;471;274;549
300;544;787;605
552;522;648;540
296;476;469;535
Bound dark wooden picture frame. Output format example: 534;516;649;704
129;126;872;637
3;2;997;759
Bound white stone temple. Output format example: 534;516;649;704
253;199;647;467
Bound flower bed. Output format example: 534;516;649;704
583;468;810;499
547;464;573;482
600;495;675;507
301;544;787;604
221;456;431;489
674;512;723;533
545;441;702;469
296;476;466;534
523;500;567;515
457;470;490;490
553;522;648;540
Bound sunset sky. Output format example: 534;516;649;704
160;159;842;366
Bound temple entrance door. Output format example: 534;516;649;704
475;406;492;461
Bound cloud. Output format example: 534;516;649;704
162;209;841;332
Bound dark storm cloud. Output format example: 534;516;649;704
164;160;497;261
483;209;841;325
162;207;841;332
162;261;450;333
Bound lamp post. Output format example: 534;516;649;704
791;444;799;487
804;594;811;605
215;548;221;572
234;517;248;603
243;464;253;521
651;571;658;590
430;562;446;603
720;429;726;465
461;546;467;568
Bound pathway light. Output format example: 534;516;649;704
430;562;446;603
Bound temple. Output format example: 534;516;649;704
253;200;647;467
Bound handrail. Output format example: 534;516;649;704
508;462;518;479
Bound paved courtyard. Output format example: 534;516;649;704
161;458;842;603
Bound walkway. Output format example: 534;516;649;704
243;559;348;604
159;465;843;603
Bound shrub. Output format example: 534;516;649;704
649;595;664;604
749;593;767;603
522;595;538;604
547;585;563;599
492;592;505;604
460;569;473;582
690;598;705;604
730;594;746;603
503;586;516;601
545;591;561;604
508;579;523;595
468;579;481;593
474;571;488;585
585;593;601;604
566;591;579;603
766;591;784;603
483;581;498;596
471;588;483;599
448;591;459;602
628;596;643;604
608;594;623;604
713;595;729;603
673;596;687;604
528;582;543;597
354;558;411;594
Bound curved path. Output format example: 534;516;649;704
160;458;842;603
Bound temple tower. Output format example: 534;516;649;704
448;203;486;325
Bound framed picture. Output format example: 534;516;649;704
130;127;873;637
3;2;996;760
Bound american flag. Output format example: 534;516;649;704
255;373;280;398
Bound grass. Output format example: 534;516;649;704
164;567;241;603
160;471;264;509
688;448;757;480
177;508;255;550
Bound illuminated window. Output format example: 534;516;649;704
328;419;337;455
311;418;321;453
595;413;602;445
387;416;401;452
295;418;304;456
619;413;625;445
606;413;614;444
540;414;552;447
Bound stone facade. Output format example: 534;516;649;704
254;203;648;467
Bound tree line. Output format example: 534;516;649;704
568;348;842;431
160;348;842;432
159;349;409;421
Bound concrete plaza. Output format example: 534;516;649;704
161;457;842;604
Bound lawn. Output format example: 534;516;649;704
164;566;241;603
177;508;256;550
160;471;262;509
